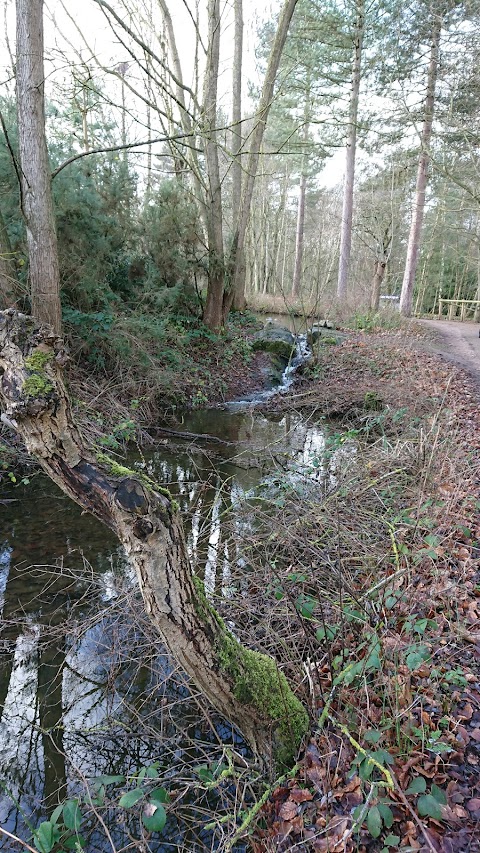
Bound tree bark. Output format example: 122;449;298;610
370;260;386;311
16;0;62;334
292;171;307;298
399;14;442;317
202;0;226;332
231;0;246;312
0;310;308;768
224;0;299;322
336;0;364;301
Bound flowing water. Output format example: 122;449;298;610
0;324;342;852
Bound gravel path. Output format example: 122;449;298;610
418;319;480;384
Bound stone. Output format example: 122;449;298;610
252;324;296;361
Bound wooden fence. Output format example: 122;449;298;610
437;298;480;322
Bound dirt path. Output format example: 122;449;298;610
418;318;480;384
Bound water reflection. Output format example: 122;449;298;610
0;407;347;850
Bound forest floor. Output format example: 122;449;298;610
245;323;480;853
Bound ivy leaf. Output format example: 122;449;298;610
431;784;447;805
364;729;382;744
142;803;167;833
406;776;427;795
383;835;401;848
195;765;214;783
378;802;394;828
418;794;442;820
119;788;145;808
93;774;125;786
367;805;382;838
150;787;169;804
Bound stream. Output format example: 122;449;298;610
0;323;344;852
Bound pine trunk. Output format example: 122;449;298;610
336;0;364;301
0;310;309;768
231;0;246;313
399;15;442;317
226;0;299;318
16;0;62;334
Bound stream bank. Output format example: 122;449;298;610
1;323;480;852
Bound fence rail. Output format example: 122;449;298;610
438;298;480;322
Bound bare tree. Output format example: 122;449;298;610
16;0;62;333
336;0;365;301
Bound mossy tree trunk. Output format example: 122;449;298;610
0;309;308;769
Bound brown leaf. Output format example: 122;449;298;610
470;728;480;742
278;800;298;821
306;766;325;793
466;798;480;812
452;805;469;818
289;787;313;804
457;702;473;721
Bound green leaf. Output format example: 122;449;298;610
431;784;447;805
364;729;382;744
367;805;382;838
33;822;56;853
119;788;145;808
383;835;401;848
316;625;337;642
406;645;430;671
372;748;394;766
418;794;442;820
145;765;159;779
62;799;82;832
50;804;64;826
359;758;374;780
93;774;125;787
149;787;169;804
195;765;214;783
352;803;365;821
142;803;167;833
296;594;316;619
378;803;394;829
406;776;426;795
64;834;87;849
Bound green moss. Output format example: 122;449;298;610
191;576;308;765
218;632;309;767
252;338;295;360
24;351;52;372
22;349;54;397
95;452;179;511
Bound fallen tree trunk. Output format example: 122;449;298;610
0;309;308;769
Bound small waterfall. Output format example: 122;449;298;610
226;333;310;410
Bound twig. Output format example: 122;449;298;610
0;826;38;853
327;715;394;790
